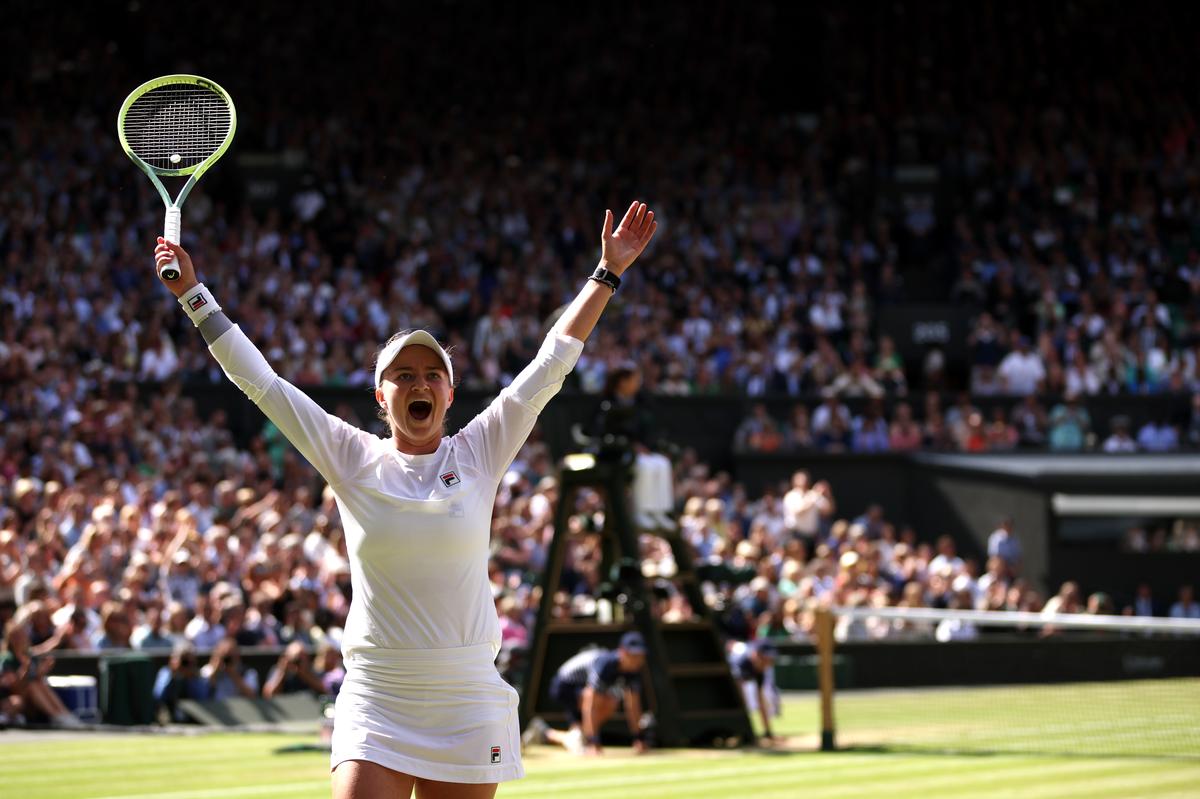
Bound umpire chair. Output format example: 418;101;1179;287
518;444;756;747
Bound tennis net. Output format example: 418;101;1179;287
814;607;1200;760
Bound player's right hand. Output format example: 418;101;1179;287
154;237;199;297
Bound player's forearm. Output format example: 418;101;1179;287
553;272;616;343
198;311;233;346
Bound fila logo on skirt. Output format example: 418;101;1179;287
490;746;502;764
440;471;461;487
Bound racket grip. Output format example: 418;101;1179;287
161;206;182;281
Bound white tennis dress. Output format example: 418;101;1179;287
207;322;583;783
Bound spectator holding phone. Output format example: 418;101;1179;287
263;641;326;698
199;637;259;700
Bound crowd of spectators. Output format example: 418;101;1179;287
2;377;1195;726
5;2;1200;726
734;392;1200;453
3;4;1200;420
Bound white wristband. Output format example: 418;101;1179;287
178;284;222;327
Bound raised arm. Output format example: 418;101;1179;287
153;238;372;486
458;202;657;480
554;201;657;343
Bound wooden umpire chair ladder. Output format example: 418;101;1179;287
519;454;756;747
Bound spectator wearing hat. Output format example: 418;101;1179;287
535;631;649;755
728;639;780;744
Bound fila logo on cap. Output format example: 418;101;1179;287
490;746;502;764
440;471;460;487
188;294;208;311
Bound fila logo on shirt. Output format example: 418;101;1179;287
490;746;502;764
188;294;208;311
440;471;460;487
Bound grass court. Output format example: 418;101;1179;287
2;683;1197;799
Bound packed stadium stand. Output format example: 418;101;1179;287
2;0;1199;729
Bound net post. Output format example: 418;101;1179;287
816;607;836;751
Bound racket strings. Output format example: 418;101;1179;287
122;86;232;170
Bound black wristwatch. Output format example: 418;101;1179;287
589;265;621;293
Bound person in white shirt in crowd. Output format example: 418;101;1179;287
997;334;1045;395
829;357;884;398
590;365;676;531
152;200;656;799
782;471;835;542
929;535;964;577
976;556;1011;599
1102;415;1139;453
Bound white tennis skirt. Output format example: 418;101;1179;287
331;642;524;784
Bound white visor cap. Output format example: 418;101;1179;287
374;330;454;388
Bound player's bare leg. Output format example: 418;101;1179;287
332;760;417;799
414;779;498;799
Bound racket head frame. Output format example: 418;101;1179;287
117;74;238;209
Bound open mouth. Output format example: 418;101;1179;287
408;400;433;421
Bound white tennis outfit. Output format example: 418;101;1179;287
206;321;583;783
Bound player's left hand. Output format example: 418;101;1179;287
600;201;657;276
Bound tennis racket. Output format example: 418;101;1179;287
117;74;236;281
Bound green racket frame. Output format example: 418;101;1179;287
117;74;237;280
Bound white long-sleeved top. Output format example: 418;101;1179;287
207;323;583;656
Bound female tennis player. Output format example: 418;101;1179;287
153;201;656;799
